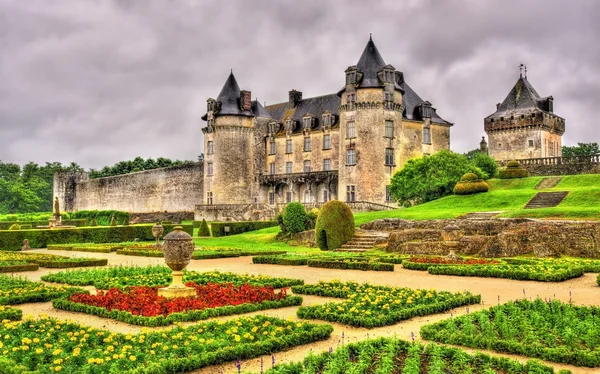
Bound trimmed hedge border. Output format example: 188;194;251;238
117;249;163;257
211;221;278;237
0;306;22;321
307;259;394;272
0;286;87;306
36;258;108;268
0;224;192;251
47;244;117;253
0;262;39;273
53;295;303;327
427;264;585;282
253;256;310;266
597;274;600;286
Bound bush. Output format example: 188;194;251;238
282;202;307;234
0;224;193;251
122;216;129;226
453;173;489;195
197;219;210;237
470;152;498;179
459;173;479;182
305;208;319;230
315;201;355;251
211;221;278;237
389;150;487;206
498;160;528;179
8;224;20;230
69;210;129;226
89;218;98;227
275;212;286;233
109;216;116;226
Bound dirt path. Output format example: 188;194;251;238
19;249;600;373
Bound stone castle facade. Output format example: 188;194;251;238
200;37;452;214
483;71;565;161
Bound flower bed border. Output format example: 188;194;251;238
36;258;108;268
0;262;39;273
0;286;87;305
47;244;118;253
252;255;310;266
0;306;22;321
307;259;394;272
427;264;585;282
53;294;303;326
421;299;600;368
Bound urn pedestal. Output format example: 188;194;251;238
157;226;196;299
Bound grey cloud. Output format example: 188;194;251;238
0;0;598;169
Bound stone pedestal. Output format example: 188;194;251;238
157;270;196;299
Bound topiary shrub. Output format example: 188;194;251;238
109;216;116;227
122;216;129;226
8;224;21;230
90;218;98;227
315;200;355;251
197;219;211;237
453;173;489;195
283;202;307;234
499;160;528;179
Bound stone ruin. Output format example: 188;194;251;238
361;218;600;258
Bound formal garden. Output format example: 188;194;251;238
2;161;600;373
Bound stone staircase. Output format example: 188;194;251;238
458;211;503;220
535;176;563;190
524;191;569;209
338;230;390;252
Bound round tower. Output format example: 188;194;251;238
201;72;255;205
337;36;405;205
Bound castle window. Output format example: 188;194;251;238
286;162;293;174
304;190;311;203
323;134;331;150
498;143;502;148
323;159;331;171
207;162;213;176
423;127;431;144
323;189;330;202
269;140;276;155
383;70;395;83
207;101;214;112
385;120;394;138
322;113;332;127
347;93;356;105
384;92;393;103
268;192;275;205
346;185;356;202
304;137;311;152
385;185;393;202
285;118;295;132
269;163;275;175
346;71;356;85
207;141;214;155
500;117;504;121
385;148;394;166
304;160;311;173
346;149;356;165
268;122;278;134
206;192;213;205
286;191;292;203
528;140;534;147
286;139;292;154
346;121;356;139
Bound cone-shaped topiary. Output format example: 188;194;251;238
197;219;211;237
90;218;98;227
453;172;489;195
283;202;307;234
8;224;21;230
122;216;130;226
109;215;116;226
315;200;355;251
499;160;528;179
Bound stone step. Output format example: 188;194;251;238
535;176;563;190
340;244;375;249
336;248;368;253
524;191;569;209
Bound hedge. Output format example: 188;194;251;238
35;258;108;268
498;161;528;179
47;244;120;253
253;255;310;266
0;219;88;230
315;200;355;250
0;306;22;321
0;224;193;251
68;210;129;226
211;221;278;237
0;262;39;273
307;259;394;272
428;264;585;282
53;295;303;327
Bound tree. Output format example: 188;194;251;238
562;143;600;158
389;150;486;206
470;152;498;179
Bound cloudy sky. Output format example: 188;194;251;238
1;0;599;169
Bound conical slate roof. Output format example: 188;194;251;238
251;99;272;118
356;36;387;88
486;76;552;119
215;72;253;117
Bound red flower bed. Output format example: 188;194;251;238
68;282;287;317
408;257;500;265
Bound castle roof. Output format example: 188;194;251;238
486;76;559;119
251;99;272;118
401;81;452;126
356;36;387;88
265;93;340;134
215;71;253;117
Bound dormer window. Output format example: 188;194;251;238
207;99;215;112
346;93;356;105
267;122;278;135
346;71;356;84
285;118;295;134
302;115;313;131
384;92;393;103
322;112;332;128
383;70;394;83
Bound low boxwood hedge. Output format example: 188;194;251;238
307;259;394;272
0;262;39;273
0;224;192;251
0;306;22;321
210;221;278;237
35;258;108;268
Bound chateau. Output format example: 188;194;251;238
483;70;565;161
53;37;453;220
200;36;452;217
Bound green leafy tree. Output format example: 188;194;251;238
88;157;191;179
562;142;600;157
470;152;498;179
389;150;485;206
283;202;307;234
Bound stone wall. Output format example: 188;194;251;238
129;212;194;224
503;155;600;176
54;163;203;213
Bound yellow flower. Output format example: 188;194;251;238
129;356;136;362
55;366;62;372
53;359;63;365
36;348;43;354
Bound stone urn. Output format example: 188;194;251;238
441;224;464;242
21;239;31;251
157;226;196;299
152;223;165;248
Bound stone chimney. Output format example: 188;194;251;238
289;89;302;109
240;90;252;111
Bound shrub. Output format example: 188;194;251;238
211;221;278;237
275;212;286;233
8;224;20;230
315;201;355;251
19;224;32;230
90;218;98;227
499;160;528;179
197;219;211;237
283;202;307;234
109;216;116;226
389;150;486;206
470;152;498;179
453;173;489;195
69;210;129;226
122;216;129;226
305;208;319;230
